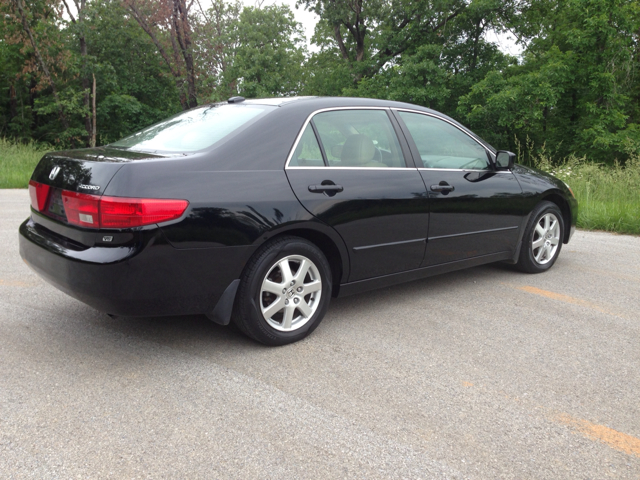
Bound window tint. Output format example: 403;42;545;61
312;110;405;168
398;111;490;170
289;124;325;167
111;104;271;153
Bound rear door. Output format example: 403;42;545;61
285;108;430;282
394;110;526;266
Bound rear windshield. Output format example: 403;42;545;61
110;103;272;153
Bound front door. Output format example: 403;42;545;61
394;110;526;266
285;108;430;282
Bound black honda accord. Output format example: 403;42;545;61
20;96;577;345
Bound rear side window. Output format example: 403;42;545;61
312;110;406;168
398;111;490;170
290;124;325;167
110;104;272;153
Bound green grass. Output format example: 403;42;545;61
537;155;640;235
1;138;639;235
0;138;51;188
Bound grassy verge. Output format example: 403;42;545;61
0;138;51;188
535;155;640;235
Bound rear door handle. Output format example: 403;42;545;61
430;182;454;193
308;184;344;193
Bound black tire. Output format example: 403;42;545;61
233;236;332;346
516;201;565;273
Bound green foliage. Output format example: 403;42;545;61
458;0;640;163
225;6;307;98
533;152;640;235
344;44;452;109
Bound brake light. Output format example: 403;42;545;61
62;191;100;228
28;180;51;212
61;192;188;229
100;196;189;228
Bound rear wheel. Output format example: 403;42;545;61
516;201;564;273
233;236;332;345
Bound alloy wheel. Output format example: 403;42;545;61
531;212;561;265
259;255;323;332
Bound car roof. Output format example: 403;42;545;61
244;95;435;113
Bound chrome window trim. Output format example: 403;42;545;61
287;166;415;171
392;108;499;169
417;168;512;174
285;107;409;170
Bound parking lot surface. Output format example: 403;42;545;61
1;188;639;479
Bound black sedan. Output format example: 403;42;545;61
19;96;577;345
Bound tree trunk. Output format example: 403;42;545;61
173;0;198;108
9;84;18;121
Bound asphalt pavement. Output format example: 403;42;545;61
1;188;639;479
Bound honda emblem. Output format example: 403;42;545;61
49;166;61;180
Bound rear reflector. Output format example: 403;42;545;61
28;180;51;212
29;180;189;229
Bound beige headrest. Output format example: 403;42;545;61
340;135;375;166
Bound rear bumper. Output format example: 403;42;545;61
19;218;254;317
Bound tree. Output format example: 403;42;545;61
458;0;640;162
125;0;199;109
224;5;307;98
298;0;478;82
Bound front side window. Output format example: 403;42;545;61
312;109;406;168
111;104;272;153
398;111;490;170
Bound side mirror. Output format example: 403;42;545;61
495;150;515;170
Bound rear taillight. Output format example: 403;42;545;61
28;180;51;212
32;184;188;229
100;196;189;228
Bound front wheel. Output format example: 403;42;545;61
233;236;332;346
516;201;564;273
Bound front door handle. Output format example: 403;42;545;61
308;184;344;193
430;182;455;193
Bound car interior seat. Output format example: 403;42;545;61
340;135;387;168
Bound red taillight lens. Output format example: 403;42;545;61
28;180;51;212
61;191;100;228
100;197;189;228
34;186;188;229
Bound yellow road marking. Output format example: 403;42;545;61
516;285;621;317
556;413;640;458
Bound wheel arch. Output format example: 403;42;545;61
255;223;349;297
541;192;572;243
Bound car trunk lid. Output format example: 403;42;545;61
28;147;168;245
